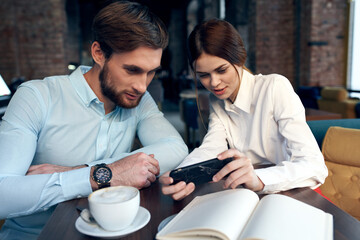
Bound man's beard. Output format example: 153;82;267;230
99;63;143;109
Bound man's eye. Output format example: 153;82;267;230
125;67;142;74
126;69;138;73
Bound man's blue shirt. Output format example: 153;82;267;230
0;66;187;239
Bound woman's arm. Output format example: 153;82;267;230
255;76;328;193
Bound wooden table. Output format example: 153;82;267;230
38;180;360;240
305;108;342;121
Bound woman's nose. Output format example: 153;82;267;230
210;74;221;87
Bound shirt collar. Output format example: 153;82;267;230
69;66;98;107
225;69;255;113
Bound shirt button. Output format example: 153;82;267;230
77;195;82;198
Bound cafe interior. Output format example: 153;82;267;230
0;0;359;238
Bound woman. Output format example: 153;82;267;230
160;19;327;200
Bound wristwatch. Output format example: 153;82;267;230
92;163;112;189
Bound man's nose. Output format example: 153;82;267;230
133;74;148;94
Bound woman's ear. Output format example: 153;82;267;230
91;41;105;67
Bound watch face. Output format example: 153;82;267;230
95;167;112;183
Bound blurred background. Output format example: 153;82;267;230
0;0;359;148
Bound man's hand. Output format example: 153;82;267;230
26;164;85;175
212;149;264;192
106;152;160;190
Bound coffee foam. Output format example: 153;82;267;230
91;187;137;204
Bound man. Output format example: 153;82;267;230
0;1;188;239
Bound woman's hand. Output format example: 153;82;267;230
159;171;195;200
213;149;264;192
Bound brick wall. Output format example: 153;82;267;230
0;0;77;85
306;0;348;86
0;0;349;89
298;0;312;87
0;1;18;85
253;0;348;88
255;0;296;85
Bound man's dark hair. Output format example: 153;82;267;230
92;1;169;59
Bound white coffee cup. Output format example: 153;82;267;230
88;186;140;231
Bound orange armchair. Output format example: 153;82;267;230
317;87;359;118
320;126;360;220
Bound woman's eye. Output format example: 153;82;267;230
217;68;226;74
198;74;209;78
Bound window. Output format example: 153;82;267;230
347;0;360;98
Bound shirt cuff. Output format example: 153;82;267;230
254;168;282;194
60;167;92;199
254;168;320;194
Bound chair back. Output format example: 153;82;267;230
307;119;360;149
320;126;360;220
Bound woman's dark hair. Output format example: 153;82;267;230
187;19;247;70
92;1;168;59
188;19;248;129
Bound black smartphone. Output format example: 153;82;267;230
169;157;233;185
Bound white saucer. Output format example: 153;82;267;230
75;206;150;239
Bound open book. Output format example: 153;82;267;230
156;189;333;240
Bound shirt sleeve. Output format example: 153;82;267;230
177;100;229;168
0;85;92;219
255;76;328;193
132;92;188;174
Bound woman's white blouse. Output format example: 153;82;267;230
179;70;328;193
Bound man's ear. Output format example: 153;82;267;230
91;41;105;67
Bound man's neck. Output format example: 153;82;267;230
84;65;115;114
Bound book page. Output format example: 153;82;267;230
239;194;333;240
157;189;259;240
